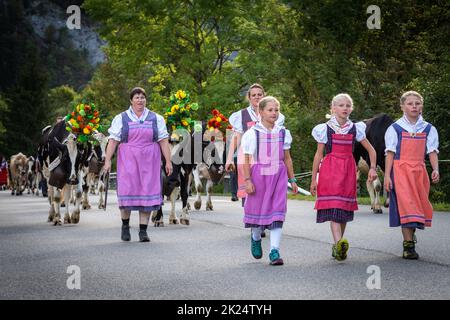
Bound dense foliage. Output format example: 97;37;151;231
1;0;449;201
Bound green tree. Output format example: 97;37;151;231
0;95;9;151
46;85;77;124
0;0;50;157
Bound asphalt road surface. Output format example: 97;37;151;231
1;190;449;300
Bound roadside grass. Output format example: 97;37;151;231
287;194;450;211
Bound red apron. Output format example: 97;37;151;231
315;132;358;212
393;131;433;226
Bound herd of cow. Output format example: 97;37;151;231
3;113;394;226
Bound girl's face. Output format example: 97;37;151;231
248;88;264;109
130;93;146;112
260;101;279;124
332;97;353;119
401;95;422;120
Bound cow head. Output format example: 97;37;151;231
27;156;35;176
92;132;107;162
51;132;79;185
11;153;28;177
204;140;225;184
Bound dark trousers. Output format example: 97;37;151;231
39;179;48;196
229;156;238;196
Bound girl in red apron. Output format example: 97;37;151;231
384;91;440;259
311;93;378;261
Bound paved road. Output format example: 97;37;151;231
1;190;449;300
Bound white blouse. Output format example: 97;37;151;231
241;123;292;158
311;121;367;143
229;105;286;134
384;115;439;154
108;106;169;142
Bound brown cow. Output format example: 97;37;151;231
9;153;28;196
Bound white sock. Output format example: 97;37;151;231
270;228;282;252
251;228;262;241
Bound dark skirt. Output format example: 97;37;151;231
119;205;161;212
245;221;283;230
317;208;354;223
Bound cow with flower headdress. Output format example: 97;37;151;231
191;108;230;211
152;93;229;226
152;90;199;226
41;102;104;225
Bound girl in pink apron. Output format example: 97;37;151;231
384;91;440;259
227;84;286;239
241;96;298;266
311;93;378;261
104;87;172;242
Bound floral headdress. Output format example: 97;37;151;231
65;102;102;143
164;89;199;133
206;108;232;139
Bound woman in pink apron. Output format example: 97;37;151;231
384;91;440;259
311;93;378;261
104;87;172;242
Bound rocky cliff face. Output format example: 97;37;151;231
26;0;105;66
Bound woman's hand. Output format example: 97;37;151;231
165;161;173;176
245;180;255;194
431;170;440;184
368;168;378;183
384;176;393;192
104;159;112;173
291;182;299;194
310;180;317;196
225;161;235;172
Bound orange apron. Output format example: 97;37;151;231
393;129;433;227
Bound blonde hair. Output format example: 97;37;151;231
400;91;423;105
258;96;280;111
246;83;265;101
328;93;353;116
331;93;353;108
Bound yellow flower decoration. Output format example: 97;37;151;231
164;89;199;133
175;90;186;100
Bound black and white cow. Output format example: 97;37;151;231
192;131;226;211
81;132;108;210
354;113;394;214
43;120;91;225
152;131;195;227
152;126;226;226
25;156;42;195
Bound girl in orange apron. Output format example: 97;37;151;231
384;91;440;260
387;124;439;259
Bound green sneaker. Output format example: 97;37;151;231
332;244;344;261
251;237;262;259
269;249;284;265
332;244;339;259
337;238;349;261
403;240;419;260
